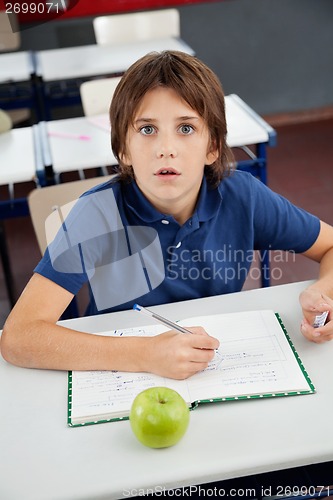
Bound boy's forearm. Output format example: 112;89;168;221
1;320;150;372
307;247;333;298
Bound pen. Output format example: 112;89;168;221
48;131;91;141
133;303;193;334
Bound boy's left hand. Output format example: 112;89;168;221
299;289;333;343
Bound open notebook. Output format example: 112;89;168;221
67;310;315;427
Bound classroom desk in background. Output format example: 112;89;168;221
0;51;34;84
34;37;194;119
0;51;37;114
1;280;333;500
0;125;44;306
35;37;194;82
38;118;118;181
0;126;43;190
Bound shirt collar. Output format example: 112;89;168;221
124;176;222;224
196;176;223;222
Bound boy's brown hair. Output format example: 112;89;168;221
110;50;235;187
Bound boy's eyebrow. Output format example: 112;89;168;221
134;115;200;124
178;115;200;121
134;118;155;125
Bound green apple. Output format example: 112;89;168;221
129;387;190;448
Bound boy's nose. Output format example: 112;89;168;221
156;141;178;158
157;150;176;158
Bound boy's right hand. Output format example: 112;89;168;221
145;327;220;380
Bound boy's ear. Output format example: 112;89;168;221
206;143;219;165
119;150;131;166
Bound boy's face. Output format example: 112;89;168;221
121;86;218;224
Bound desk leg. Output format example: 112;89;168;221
256;143;270;287
0;221;16;308
235;144;270;287
256;143;267;185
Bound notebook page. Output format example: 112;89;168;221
70;325;190;424
179;310;310;402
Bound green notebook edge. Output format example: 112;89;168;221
274;312;315;394
67;312;315;427
67;371;130;427
191;312;316;409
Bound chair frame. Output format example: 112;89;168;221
28;176;115;318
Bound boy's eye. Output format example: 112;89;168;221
140;125;156;135
179;124;194;135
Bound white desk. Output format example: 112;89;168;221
1;281;333;500
0;51;34;84
38;94;275;178
226;94;275;147
0;51;37;115
38;119;118;177
35;37;194;120
0;126;41;186
35;37;194;82
0;125;44;306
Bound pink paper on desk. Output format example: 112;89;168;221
87;114;110;132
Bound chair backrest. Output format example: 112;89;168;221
0;12;20;51
93;9;180;46
80;77;122;117
28;176;115;254
0;109;12;133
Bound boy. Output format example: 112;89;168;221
1;51;333;377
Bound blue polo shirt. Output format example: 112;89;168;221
34;171;320;316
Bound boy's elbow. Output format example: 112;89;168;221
1;321;25;367
1;324;15;364
1;326;13;364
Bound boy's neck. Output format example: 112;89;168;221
147;190;199;226
132;178;202;226
163;202;195;226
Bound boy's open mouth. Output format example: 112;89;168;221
155;168;180;176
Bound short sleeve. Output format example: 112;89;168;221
249;174;320;252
